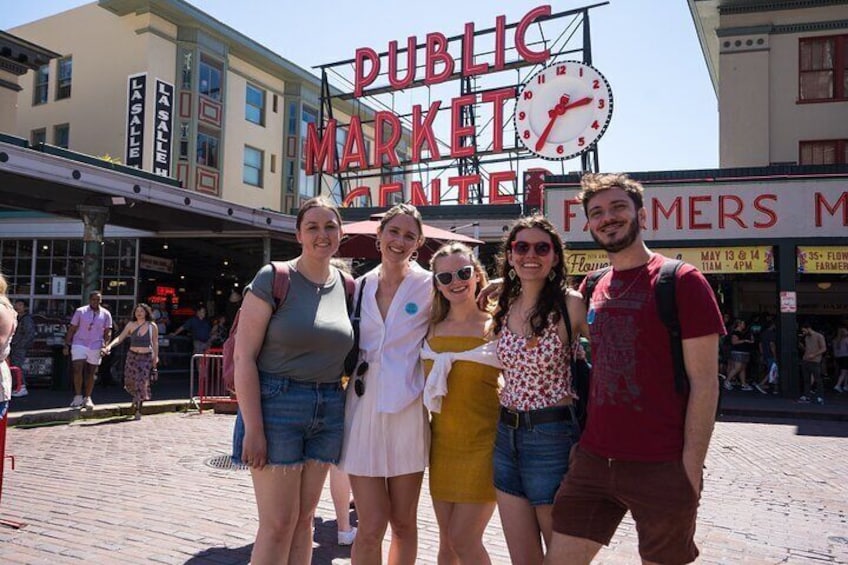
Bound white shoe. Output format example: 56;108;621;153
11;386;28;398
70;394;84;408
835;385;844;393
337;527;357;546
83;396;95;410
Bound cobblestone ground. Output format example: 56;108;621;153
0;412;846;564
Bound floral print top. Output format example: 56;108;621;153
497;315;574;411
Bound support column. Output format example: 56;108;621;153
262;235;271;265
78;205;109;299
777;242;798;398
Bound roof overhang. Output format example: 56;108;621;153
0;30;62;75
0;138;296;238
688;0;721;96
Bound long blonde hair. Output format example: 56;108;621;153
429;242;488;325
0;271;11;309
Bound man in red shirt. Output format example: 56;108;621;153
546;174;725;565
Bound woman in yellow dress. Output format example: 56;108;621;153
421;242;501;564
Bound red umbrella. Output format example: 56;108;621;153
339;217;483;262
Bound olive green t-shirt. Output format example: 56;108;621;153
246;262;353;383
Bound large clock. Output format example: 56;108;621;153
514;61;613;160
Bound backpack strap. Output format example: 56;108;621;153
269;261;291;310
340;271;356;314
655;259;688;394
583;266;612;309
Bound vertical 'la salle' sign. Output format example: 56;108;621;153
125;73;146;168
154;79;174;176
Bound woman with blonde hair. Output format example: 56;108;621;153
421;242;501;564
0;272;18;420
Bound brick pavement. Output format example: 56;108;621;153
1;412;847;564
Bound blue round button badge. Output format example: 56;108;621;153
405;302;418;315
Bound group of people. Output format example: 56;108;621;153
230;172;726;565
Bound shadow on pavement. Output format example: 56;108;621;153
720;415;848;438
185;545;251;565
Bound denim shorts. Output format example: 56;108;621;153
493;410;580;506
232;373;346;467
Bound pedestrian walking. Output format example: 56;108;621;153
64;291;113;410
172;306;211;354
545;173;725;565
102;303;159;420
10;299;35;397
798;321;827;404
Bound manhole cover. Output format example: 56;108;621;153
205;454;248;471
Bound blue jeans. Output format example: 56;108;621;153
232;373;346;466
493;410;580;506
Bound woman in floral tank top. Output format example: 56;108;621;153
492;215;589;565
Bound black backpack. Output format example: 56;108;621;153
581;259;718;425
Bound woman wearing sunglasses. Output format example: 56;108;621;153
420;242;502;564
339;203;432;564
492;215;589;564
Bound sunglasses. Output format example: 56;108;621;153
434;265;475;286
511;241;553;256
353;362;369;397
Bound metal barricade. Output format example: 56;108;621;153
189;350;231;413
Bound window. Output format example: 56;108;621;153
33;64;48;105
299;105;319;198
245;83;265;125
199;56;222;100
30;128;46;147
56;57;72;100
197;130;219;168
179;123;190;160
243;146;263;187
800;140;848;165
54;124;69;148
799;35;847;101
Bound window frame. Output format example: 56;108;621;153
798;34;847;102
245;83;265;126
56;57;72;100
799;139;848;165
33;64;49;105
196;129;219;169
243;145;264;187
53;123;69;149
30;128;46;147
198;56;223;101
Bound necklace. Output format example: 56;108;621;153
602;265;648;301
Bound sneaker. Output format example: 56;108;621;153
11;386;28;398
835;385;844;393
723;380;734;391
816;396;824;405
133;411;142;421
70;394;84;408
83;397;95;410
741;385;753;392
337;527;357;546
753;383;767;395
797;396;810;403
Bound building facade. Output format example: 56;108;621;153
9;0;388;214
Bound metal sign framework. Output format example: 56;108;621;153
313;2;608;206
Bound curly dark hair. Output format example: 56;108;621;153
492;215;569;337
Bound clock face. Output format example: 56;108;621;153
514;61;613;160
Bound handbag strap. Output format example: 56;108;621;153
352;279;366;321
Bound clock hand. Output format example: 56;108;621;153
533;95;594;152
534;95;569;152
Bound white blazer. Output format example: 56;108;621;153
357;262;432;414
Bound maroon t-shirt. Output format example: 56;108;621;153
578;253;725;461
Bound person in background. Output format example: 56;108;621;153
64;291;113;410
329;466;357;546
833;326;848;393
725;319;755;391
420;242;501;564
491;215;587;564
102;303;159;420
10;299;35;398
0;272;18;419
172;306;211;354
798;321;827;404
208;315;228;349
339;203;431;565
754;316;778;395
232;196;353;565
545;173;724;565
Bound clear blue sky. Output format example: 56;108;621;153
2;0;718;174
